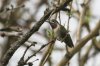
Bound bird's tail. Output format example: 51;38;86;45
64;33;74;48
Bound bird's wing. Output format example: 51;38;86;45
64;33;74;48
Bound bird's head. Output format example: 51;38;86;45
49;19;59;29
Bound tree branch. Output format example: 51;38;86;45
39;41;55;66
0;0;73;66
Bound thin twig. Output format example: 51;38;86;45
58;11;61;24
0;26;23;32
24;40;55;63
76;0;91;65
39;40;55;66
58;0;61;24
67;1;72;30
80;44;93;66
0;32;23;37
18;44;36;66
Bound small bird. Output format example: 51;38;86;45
48;19;74;48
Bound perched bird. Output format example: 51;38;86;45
48;19;74;48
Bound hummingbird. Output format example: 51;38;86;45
48;19;74;48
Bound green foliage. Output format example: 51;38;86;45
85;8;91;23
46;29;55;39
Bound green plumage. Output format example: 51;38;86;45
49;19;74;48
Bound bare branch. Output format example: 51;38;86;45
39;41;55;66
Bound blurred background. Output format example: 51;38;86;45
0;0;100;66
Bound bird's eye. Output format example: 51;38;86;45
52;21;55;23
52;20;55;23
51;21;54;23
51;19;58;24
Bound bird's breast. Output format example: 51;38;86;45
53;25;61;39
